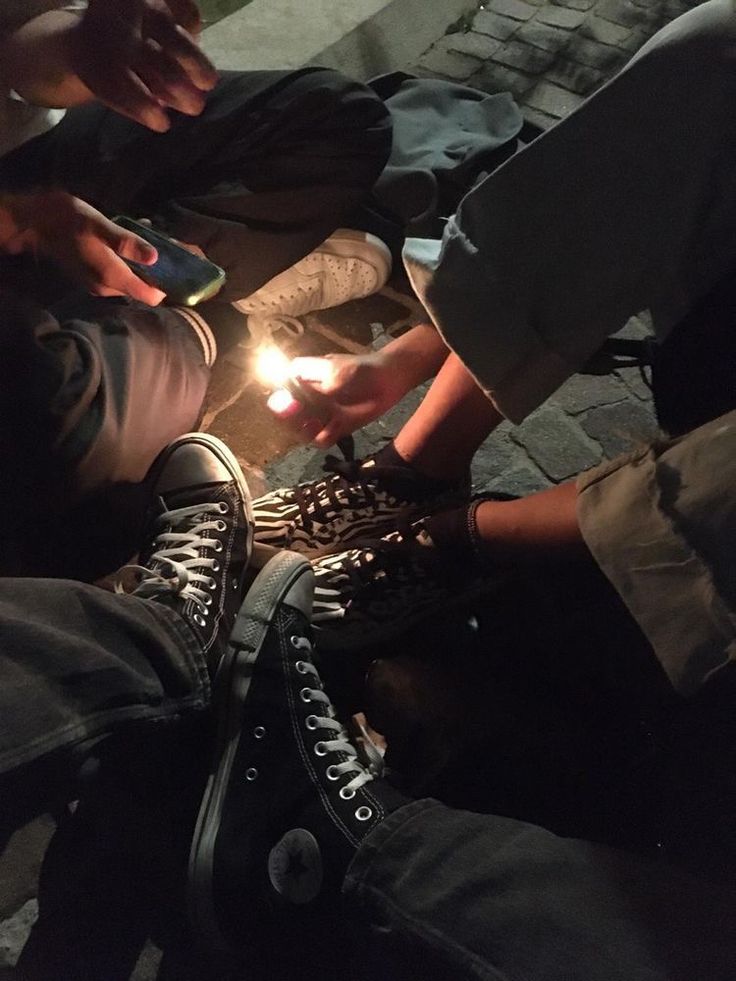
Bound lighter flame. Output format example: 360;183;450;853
254;345;291;389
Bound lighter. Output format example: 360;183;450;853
255;345;354;460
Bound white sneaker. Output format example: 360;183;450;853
233;229;392;346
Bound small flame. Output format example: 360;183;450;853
254;345;291;389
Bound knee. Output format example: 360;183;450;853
290;67;392;160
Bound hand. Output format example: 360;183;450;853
287;351;405;447
70;0;218;131
6;193;166;304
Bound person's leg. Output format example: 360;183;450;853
185;551;736;980
344;801;736;981
0;292;215;578
404;0;736;424
0;577;208;833
0;431;253;832
393;351;502;481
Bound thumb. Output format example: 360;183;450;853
108;225;159;266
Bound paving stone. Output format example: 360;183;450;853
619;26;654;51
471;62;538;100
614;365;654;402
536;5;586;29
486;462;553;496
525;79;585;116
663;0;692;19
579;14;633;46
488;0;537;21
0;899;37;968
472;9;522;41
549;372;630;414
610;313;655;343
566;35;627;71
521;105;558;131
581;400;659;458
544;58;605;94
417;37;480;80
518;20;572;53
0;817;54;921
447;31;502;60
551;0;596;9
596;0;661;30
511;406;603;480
470;426;524;487
493;39;557;74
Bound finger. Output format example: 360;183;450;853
290;357;337;390
90;65;171;132
88;246;165;304
163;0;202;35
115;267;166;305
146;16;218;90
312;417;347;448
134;39;207;115
107;226;159;265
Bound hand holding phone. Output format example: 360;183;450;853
114;216;226;306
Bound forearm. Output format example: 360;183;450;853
380;323;449;394
473;481;588;562
0;11;92;109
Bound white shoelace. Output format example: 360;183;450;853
241;314;305;348
295;647;383;794
117;501;229;613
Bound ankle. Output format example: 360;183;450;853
374;441;467;493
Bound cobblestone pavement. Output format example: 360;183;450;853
0;0;711;975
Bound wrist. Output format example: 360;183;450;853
0;191;70;254
4;12;91;109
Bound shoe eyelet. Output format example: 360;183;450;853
218;501;229;514
246;767;258;781
355;806;373;822
339;786;356;801
305;715;319;731
232;579;239;589
300;688;312;703
212;561;220;572
194;613;206;627
295;660;308;674
215;520;227;532
326;765;340;781
314;742;328;757
254;726;266;739
204;595;213;607
291;635;305;649
208;578;217;590
213;540;223;553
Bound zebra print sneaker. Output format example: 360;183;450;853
310;522;500;651
253;455;467;555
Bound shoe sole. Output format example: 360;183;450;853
187;550;312;953
318;229;392;291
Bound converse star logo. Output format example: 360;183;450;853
268;828;323;904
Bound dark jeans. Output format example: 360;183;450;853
2;577;734;981
0;68;391;579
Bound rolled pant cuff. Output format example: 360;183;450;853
342;798;441;896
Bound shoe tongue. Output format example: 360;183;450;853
358;457;453;504
160;480;228;513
